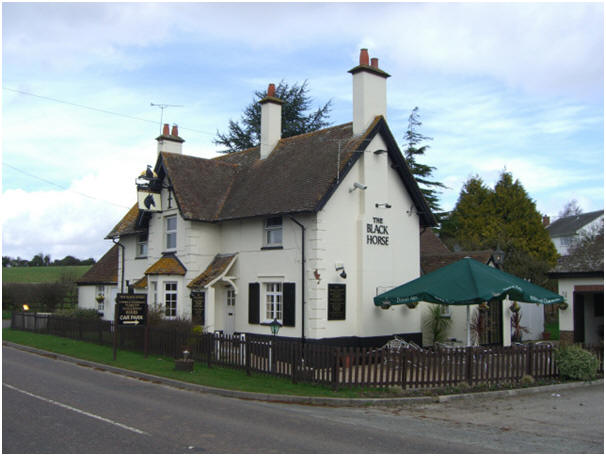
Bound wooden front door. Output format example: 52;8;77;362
480;299;503;346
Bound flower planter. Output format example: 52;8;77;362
174;359;194;372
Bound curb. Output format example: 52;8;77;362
3;341;602;407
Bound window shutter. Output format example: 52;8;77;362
283;282;296;327
248;282;260;324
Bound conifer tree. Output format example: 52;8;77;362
403;107;446;218
215;80;331;153
440;171;558;285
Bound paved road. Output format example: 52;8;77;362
2;345;603;453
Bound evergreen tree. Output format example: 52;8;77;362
439;175;495;250
403;107;446;217
440;171;558;285
214;80;332;153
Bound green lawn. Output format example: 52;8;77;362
2;329;383;398
2;265;91;284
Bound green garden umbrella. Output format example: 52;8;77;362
374;257;564;345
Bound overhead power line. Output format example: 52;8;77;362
3;162;131;209
2;87;215;137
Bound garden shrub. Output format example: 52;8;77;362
55;308;101;319
520;374;535;385
556;344;600;381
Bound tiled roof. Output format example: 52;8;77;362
132;276;148;289
420;229;451;256
145;254;187;276
188;254;237;289
547;210;603;237
76;244;119;285
107;116;436;238
421;251;493;275
550;231;604;276
419;229;493;273
106;204;141;239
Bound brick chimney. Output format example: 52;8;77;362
259;83;284;160
349;49;390;135
543;215;551;227
156;123;185;154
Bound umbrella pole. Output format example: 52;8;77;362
466;306;471;346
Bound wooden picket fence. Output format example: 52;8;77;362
9;312;604;390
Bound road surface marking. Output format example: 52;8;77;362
3;382;150;436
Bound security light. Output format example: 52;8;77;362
349;182;367;192
375;203;392;208
336;265;347;279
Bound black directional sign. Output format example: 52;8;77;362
116;293;147;326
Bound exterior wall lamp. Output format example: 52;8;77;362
375;203;391;208
349;182;367;193
335;266;347;279
493;246;505;269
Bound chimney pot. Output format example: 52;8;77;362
162;123;170;136
267;83;276;98
359;48;369;66
371;57;379;68
171;124;179;137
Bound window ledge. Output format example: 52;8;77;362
261;246;283;250
135;256;148;260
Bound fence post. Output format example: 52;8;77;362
207;333;213;368
526;344;533;376
401;349;408;389
291;342;297;384
332;347;339;391
466;347;473;385
245;337;251;376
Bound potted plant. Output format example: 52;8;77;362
558;302;568;311
511;310;528;343
406;301;418;309
95;294;105;303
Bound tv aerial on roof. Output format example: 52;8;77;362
150;102;184;133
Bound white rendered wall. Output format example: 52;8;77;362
352;71;387;135
558;276;604;333
312;134;421;339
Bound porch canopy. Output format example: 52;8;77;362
374;257;564;345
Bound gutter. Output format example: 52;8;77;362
289;216;306;344
111;237;126;293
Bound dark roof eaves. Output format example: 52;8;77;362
548;270;604;279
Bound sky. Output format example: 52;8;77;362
2;2;604;262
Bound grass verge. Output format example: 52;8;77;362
2;329;376;398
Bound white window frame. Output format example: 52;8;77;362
264;282;283;323
264;216;283;247
150;281;158;308
227;288;236;306
164;281;178;318
166;215;177;251
136;233;148;258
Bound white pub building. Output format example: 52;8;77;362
77;49;436;347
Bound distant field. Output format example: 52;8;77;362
2;265;91;284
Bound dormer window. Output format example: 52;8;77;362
166;215;177;250
264;216;283;247
136;233;148;258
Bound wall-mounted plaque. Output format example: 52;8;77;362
328;284;346;320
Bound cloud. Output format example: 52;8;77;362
4;3;603;98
